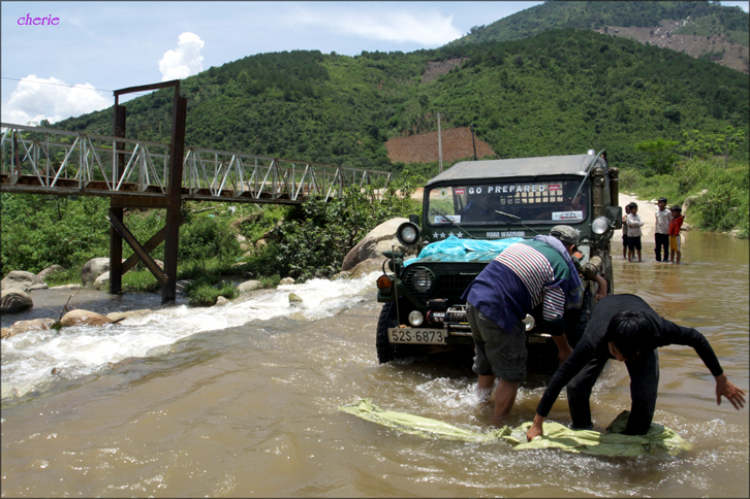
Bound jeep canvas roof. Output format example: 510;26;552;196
425;154;606;187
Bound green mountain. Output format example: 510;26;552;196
54;28;748;174
451;1;748;45
450;1;749;73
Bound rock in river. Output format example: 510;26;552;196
1;289;33;314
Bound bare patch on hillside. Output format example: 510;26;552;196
421;58;468;84
593;20;749;74
385;127;495;164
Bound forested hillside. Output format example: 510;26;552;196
450;1;749;73
55;28;748;174
451;1;748;46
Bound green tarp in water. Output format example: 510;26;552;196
339;399;691;457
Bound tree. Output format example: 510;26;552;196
635;138;680;175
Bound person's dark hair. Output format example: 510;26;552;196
606;310;654;359
628;202;638;211
671;205;682;213
658;197;667;203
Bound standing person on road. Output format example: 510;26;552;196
655;197;672;262
526;294;746;440
622;203;631;260
462;226;607;423
669;205;685;264
626;203;643;262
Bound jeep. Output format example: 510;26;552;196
375;150;621;370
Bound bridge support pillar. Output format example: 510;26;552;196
108;105;127;295
161;94;187;304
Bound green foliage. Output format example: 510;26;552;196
178;214;239;266
270;185;418;281
184;277;237;307
635;138;680;175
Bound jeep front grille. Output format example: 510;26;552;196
403;268;477;302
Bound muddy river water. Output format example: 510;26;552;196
1;231;748;497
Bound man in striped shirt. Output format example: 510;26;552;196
462;226;605;422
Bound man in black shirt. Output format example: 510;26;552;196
527;294;746;440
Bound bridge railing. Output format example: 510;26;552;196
1;123;392;201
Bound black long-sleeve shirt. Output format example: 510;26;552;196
536;294;724;419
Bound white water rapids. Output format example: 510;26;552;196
1;272;381;402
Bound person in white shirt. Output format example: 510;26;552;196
627;202;644;262
654;197;672;262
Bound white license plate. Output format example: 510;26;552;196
388;328;447;345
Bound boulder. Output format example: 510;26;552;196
81;258;111;287
331;271;351;281
255;239;268;250
350;258;388;279
682;189;709;214
216;296;231;306
288;292;303;304
1;318;55;340
1;289;33;314
279;277;295;285
106;309;152;322
1;270;48;291
237;280;262;294
341;218;412;272
60;309;116;327
37;265;66;282
94;272;110;291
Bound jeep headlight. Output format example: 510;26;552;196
412;268;434;292
592;216;610;235
397;222;421;246
408;310;424;326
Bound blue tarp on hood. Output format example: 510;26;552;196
404;236;525;266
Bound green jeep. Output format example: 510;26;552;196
375;151;621;370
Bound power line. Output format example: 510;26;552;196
1;76;112;93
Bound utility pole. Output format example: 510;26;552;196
470;123;477;160
437;112;443;173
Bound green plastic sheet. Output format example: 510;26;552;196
339;399;692;457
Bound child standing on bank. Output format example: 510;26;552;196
669;205;685;264
627;202;643;262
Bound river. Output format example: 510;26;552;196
1;231;748;497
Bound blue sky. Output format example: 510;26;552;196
2;1;747;125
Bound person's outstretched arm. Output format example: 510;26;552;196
715;373;746;409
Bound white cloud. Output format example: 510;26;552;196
158;32;205;81
1;75;111;125
292;8;462;45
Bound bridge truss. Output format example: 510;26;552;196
0;123;392;204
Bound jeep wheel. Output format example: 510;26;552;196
376;302;399;363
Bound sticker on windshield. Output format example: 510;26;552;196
454;188;465;195
434;214;461;224
439;188;449;199
552;211;583;221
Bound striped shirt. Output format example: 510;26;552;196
462;240;571;332
496;242;566;323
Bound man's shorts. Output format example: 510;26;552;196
622;234;629;247
466;302;527;383
628;236;642;251
670;235;681;251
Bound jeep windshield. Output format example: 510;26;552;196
426;178;589;226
